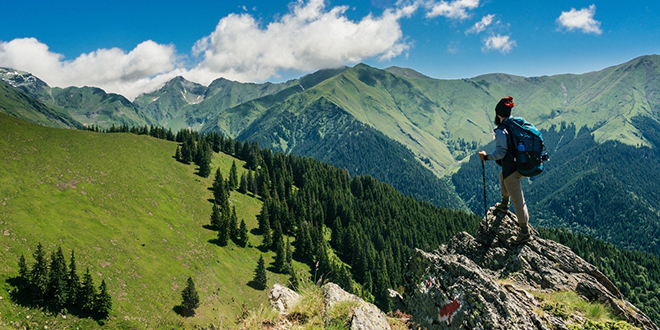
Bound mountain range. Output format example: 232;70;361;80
2;55;660;254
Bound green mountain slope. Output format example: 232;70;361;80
0;80;81;129
50;86;153;129
0;113;298;328
238;96;465;209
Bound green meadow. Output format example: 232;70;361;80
0;113;306;329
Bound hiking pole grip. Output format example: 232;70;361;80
482;159;487;217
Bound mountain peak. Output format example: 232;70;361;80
385;66;430;79
403;208;658;329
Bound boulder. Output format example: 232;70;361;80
269;283;300;314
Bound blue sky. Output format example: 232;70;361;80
1;0;658;99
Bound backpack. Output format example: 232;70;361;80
501;117;548;177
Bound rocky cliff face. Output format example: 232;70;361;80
402;207;658;329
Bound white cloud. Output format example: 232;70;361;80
466;14;494;34
425;0;479;19
0;38;179;99
482;34;516;54
186;0;415;85
557;4;602;35
0;0;419;99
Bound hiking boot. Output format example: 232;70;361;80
512;224;533;245
494;197;509;212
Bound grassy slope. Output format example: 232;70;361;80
0;113;306;329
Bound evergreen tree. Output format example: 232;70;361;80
285;237;293;271
212;169;229;208
254;255;268;290
229;206;239;240
79;268;96;315
210;202;222;229
67;250;81;307
217;212;229;247
238;219;249;247
273;236;286;273
262;219;272;248
257;201;271;234
197;145;212;178
94;280;112;320
247;171;255;194
46;247;68;310
239;172;248;194
288;264;300;291
18;253;29;286
175;145;182;162
229;161;238;190
373;253;392;312
180;277;200;317
31;242;48;301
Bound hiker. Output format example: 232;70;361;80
478;96;532;244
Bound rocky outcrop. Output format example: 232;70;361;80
268;282;391;330
403;207;658;330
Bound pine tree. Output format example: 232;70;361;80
213;169;229;209
210;202;221;229
238;219;249;247
247;171;255;194
229;161;238;190
18;254;29;285
273;236;286;273
288;264;300;291
285;237;293;271
262;219;272;247
94;280;112;320
79;268;96;315
181;277;200;317
229;206;239;240
31;242;48;301
198;146;212;178
47;247;68;310
239;172;248;194
67;250;81;307
217;213;229;247
175;145;182;162
254;255;268;290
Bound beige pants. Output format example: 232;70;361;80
500;171;529;227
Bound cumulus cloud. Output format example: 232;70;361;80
0;0;421;99
466;14;494;34
557;4;602;35
482;34;516;54
0;38;179;99
186;0;416;85
425;0;479;19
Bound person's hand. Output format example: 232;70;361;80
478;151;487;161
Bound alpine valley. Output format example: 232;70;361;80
2;55;660;328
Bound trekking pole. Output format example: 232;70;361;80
481;159;487;217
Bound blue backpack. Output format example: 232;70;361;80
502;117;548;177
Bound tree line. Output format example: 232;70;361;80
13;243;111;323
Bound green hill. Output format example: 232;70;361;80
0;79;81;129
0;113;302;329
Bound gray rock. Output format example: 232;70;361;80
322;283;391;330
403;207;659;330
269;283;300;314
